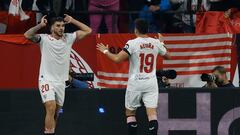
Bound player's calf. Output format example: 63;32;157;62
127;115;138;135
126;108;138;135
146;108;158;135
44;101;57;134
54;105;62;125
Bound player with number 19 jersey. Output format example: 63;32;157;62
123;37;167;92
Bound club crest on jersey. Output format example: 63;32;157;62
140;43;154;49
124;44;129;49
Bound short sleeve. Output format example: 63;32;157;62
157;41;167;56
66;32;77;45
123;40;133;56
38;34;45;45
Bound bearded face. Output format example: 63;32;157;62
51;21;65;37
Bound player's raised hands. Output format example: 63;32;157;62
158;33;164;42
40;15;48;27
97;43;109;54
64;14;73;24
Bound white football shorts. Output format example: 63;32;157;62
39;79;66;106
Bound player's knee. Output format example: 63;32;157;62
125;108;136;116
45;102;56;114
146;108;157;118
47;105;56;115
148;120;158;135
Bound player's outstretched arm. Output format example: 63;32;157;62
64;14;92;40
24;15;47;43
158;33;164;42
97;43;129;63
162;52;171;60
158;33;171;60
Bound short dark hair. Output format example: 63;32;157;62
135;19;148;34
212;66;227;74
50;17;64;27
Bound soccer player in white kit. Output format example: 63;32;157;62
24;15;92;135
97;19;170;135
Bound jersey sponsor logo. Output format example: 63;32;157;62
124;44;129;49
134;74;153;81
135;76;150;81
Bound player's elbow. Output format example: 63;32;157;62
24;32;34;40
24;32;29;39
164;55;171;60
114;57;122;63
86;28;92;35
114;59;121;63
163;53;171;60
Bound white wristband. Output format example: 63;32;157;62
103;50;109;54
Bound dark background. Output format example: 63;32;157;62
1;88;240;135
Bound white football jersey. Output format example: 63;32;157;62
38;33;76;82
123;37;167;91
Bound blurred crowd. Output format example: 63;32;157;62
0;0;240;33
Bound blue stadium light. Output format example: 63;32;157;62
98;107;105;114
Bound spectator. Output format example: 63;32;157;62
209;0;240;11
170;0;184;10
66;75;88;89
74;0;88;11
66;68;89;89
209;0;240;21
203;66;235;88
88;0;119;34
22;0;33;10
128;0;145;32
0;1;3;10
158;76;171;88
36;0;50;11
36;0;66;16
65;0;75;11
51;0;65;16
169;0;209;33
0;0;10;10
139;0;171;32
